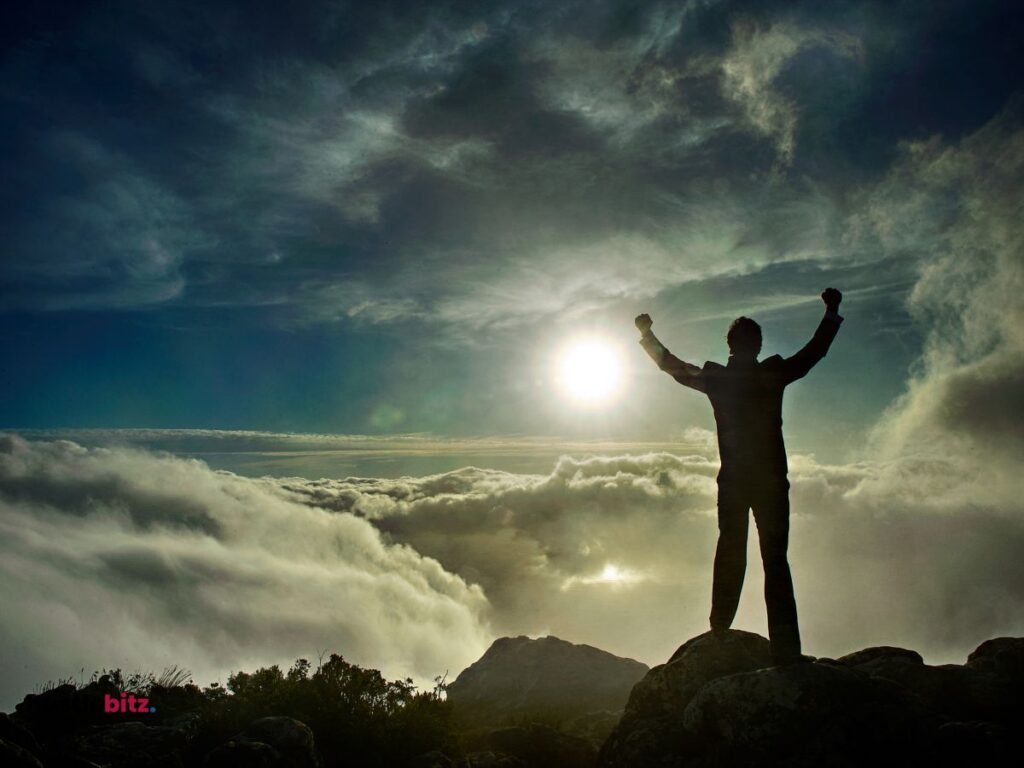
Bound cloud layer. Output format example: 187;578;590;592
266;433;1024;669
0;434;490;710
3;419;1022;710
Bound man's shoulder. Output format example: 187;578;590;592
702;360;726;373
759;354;785;368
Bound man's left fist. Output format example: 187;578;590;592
635;313;653;334
822;288;842;311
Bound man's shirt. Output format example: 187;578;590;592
639;310;843;480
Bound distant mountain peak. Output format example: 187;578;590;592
447;635;649;730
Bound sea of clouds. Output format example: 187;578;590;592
2;421;1022;710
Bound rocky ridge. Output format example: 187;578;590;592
3;631;1022;767
600;630;1024;767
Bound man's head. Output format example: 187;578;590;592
727;316;762;358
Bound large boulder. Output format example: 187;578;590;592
447;636;647;729
204;739;288;767
487;723;595;768
239;717;319;768
837;637;1024;726
835;645;923;667
463;752;527;768
681;661;938;767
963;637;1024;722
74;721;193;767
599;629;771;767
205;717;320;768
599;631;1024;768
410;750;457;768
12;677;121;742
0;737;44;768
966;636;1024;677
0;713;44;761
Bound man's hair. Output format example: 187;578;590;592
727;316;762;356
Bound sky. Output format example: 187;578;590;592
1;0;1023;709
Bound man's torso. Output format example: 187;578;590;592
702;355;790;480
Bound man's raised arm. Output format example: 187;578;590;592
779;288;844;384
635;313;706;393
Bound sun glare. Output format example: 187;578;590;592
556;338;623;405
560;562;642;591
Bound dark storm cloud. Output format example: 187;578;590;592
4;1;1019;331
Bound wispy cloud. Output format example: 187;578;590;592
722;19;862;165
2;132;206;311
859;99;1024;465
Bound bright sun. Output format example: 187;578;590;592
556;338;624;405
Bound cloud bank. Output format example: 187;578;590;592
2;419;1022;710
0;434;490;710
266;434;1024;669
858;99;1024;472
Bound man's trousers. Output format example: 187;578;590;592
709;473;801;664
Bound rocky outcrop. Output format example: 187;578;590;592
462;752;528;768
74;720;193;766
5;634;1021;767
681;660;936;767
599;629;772;767
12;678;121;742
204;739;287;767
0;713;44;763
486;724;595;768
205;717;321;768
447;636;648;731
599;630;1024;768
5;681;320;768
0;737;44;768
6;677;199;767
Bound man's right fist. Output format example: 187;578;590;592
635;313;653;334
822;288;842;311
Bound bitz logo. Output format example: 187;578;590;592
104;692;156;714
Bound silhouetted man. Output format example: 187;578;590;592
635;288;843;665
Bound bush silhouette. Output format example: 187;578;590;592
192;654;458;766
33;654;459;767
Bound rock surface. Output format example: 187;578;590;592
0;736;44;768
204;738;288;767
5;633;1022;767
447;635;648;730
74;720;192;766
205;716;321;768
0;713;44;762
486;723;595;768
599;629;1024;768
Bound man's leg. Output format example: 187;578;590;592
709;480;750;633
752;477;802;664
